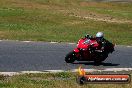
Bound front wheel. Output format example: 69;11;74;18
65;51;76;63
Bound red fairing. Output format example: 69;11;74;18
77;38;99;49
77;39;88;49
74;48;79;53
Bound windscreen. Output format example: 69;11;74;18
83;39;90;44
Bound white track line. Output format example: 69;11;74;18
71;68;132;72
0;68;132;76
50;42;58;44
20;71;44;73
22;41;31;43
0;40;131;47
127;46;132;48
68;43;76;45
0;72;20;76
44;70;66;73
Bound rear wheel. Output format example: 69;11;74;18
94;52;103;65
94;59;102;65
94;52;108;65
101;53;108;61
65;51;76;63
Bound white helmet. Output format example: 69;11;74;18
96;32;104;38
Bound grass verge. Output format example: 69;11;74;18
0;72;132;88
0;0;131;45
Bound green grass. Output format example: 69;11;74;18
0;0;131;45
80;2;132;19
82;6;132;19
0;72;132;88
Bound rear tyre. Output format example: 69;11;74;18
94;53;102;65
94;59;102;66
101;53;108;61
65;51;76;63
94;52;108;65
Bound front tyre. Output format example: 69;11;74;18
65;51;76;63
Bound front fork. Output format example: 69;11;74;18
74;48;89;60
74;48;93;61
73;48;80;59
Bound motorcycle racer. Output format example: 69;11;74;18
84;32;114;53
95;32;106;51
95;32;114;53
65;32;115;63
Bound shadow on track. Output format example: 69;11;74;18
72;62;120;66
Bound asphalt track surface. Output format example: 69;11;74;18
0;40;132;72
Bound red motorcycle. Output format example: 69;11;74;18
65;36;115;64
